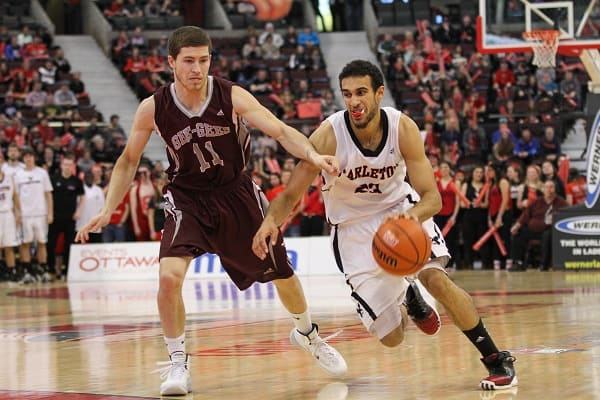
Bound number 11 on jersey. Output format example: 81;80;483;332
193;140;224;172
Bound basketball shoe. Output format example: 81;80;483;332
480;351;518;390
290;323;347;377
404;281;441;335
154;352;191;396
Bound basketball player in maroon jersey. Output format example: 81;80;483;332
75;26;347;396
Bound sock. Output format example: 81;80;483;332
291;310;313;334
164;333;186;362
23;262;32;275
462;319;499;358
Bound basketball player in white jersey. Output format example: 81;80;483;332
0;167;21;282
14;147;53;283
253;60;517;391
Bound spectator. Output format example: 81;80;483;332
76;171;106;243
148;173;167;241
130;164;155;241
300;177;325;236
25;81;48;109
566;168;586;206
541;160;566;199
560;70;581;109
54;84;79;107
461;165;488;269
491;117;516;145
249;69;273;95
509;180;567;271
482;164;511;270
47;154;84;280
130;27;146;48
462;118;488;161
258;22;284;48
77;148;95;173
69;71;88;100
53;47;72;76
435;162;461;268
17;26;33;47
298;27;320;47
144;0;160;16
261;34;281;60
459;15;475;43
102;181;130;243
284;26;298;48
517;164;543;211
492;128;516;163
38;59;57;86
514;128;540;164
242;36;262;60
540;126;561;161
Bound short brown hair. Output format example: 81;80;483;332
168;26;212;58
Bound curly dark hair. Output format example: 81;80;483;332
338;60;384;91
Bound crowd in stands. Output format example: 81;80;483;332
375;12;590;271
98;0;183;30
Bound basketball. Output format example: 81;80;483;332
248;0;293;21
372;217;432;276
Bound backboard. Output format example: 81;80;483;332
476;0;600;55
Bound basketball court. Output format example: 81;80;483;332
0;271;599;399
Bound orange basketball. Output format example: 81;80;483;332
248;0;293;21
372;217;432;276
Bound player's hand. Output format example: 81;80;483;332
252;216;280;260
309;153;340;176
75;212;111;243
388;212;419;224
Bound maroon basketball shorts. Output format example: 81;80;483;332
159;174;294;290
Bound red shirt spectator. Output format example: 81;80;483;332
110;192;130;225
566;178;586;205
266;184;285;202
36;119;55;144
303;188;325;217
494;62;515;87
437;179;457;217
124;52;147;74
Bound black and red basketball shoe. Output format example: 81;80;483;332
480;351;518;390
404;281;441;335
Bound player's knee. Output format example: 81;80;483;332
419;268;450;299
380;328;404;347
159;269;185;293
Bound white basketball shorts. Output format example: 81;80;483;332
330;188;450;339
21;216;48;244
0;211;20;247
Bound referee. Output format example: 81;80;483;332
48;153;84;280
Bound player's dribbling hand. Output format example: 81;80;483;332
311;154;340;176
388;212;419;223
252;216;280;260
75;212;111;243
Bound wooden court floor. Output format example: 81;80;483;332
0;271;599;400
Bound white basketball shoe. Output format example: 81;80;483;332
290;323;347;377
154;352;191;396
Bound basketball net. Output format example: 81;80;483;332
523;30;561;68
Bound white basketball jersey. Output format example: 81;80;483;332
322;107;411;225
15;167;53;217
0;175;15;212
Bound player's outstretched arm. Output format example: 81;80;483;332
398;114;442;222
252;121;336;259
231;85;339;175
75;96;155;243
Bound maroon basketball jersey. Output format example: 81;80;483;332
153;76;250;190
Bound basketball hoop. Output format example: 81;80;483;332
523;30;561;68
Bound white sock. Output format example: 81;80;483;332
291;311;313;334
164;333;186;361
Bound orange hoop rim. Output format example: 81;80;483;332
522;29;561;43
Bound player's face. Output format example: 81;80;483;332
7;147;19;162
169;46;211;92
23;154;34;168
341;76;384;130
61;159;74;177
